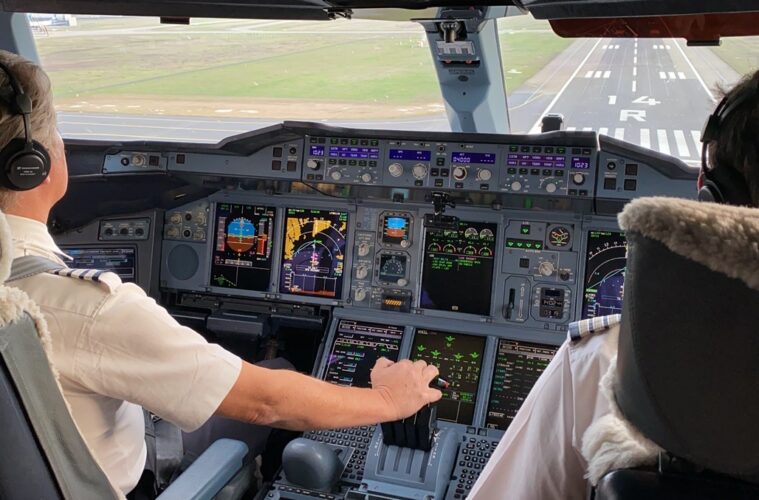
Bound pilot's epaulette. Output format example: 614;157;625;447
568;314;622;343
47;268;121;292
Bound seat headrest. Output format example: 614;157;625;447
0;210;13;283
614;197;759;477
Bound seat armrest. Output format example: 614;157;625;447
157;438;249;500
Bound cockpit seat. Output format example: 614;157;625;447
0;211;251;500
584;197;759;500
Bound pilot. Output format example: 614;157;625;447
0;50;442;498
469;72;759;500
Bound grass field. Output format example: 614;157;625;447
710;37;759;77
34;16;572;118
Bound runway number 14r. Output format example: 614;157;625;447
632;96;662;106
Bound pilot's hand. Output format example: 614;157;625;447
370;358;442;421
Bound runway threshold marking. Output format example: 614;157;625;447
640;129;651;149
674;130;691;157
657;129;671;155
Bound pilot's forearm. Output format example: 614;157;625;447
215;361;395;430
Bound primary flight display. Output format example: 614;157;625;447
210;203;276;292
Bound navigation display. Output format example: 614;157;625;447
582;230;627;319
486;340;558;431
420;222;497;316
210;203;276;292
411;329;486;425
62;247;136;282
324;320;405;388
280;208;348;298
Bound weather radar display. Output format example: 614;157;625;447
211;203;276;292
280;208;348;298
582;230;627;319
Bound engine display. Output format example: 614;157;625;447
486;339;558;431
582;230;627;319
210;203;276;292
420;221;497;316
411;329;486;425
280;208;348;298
324;320;404;388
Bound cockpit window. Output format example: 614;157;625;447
34;14;759;166
34;15;448;142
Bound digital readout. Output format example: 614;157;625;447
571;157;591;169
389;149;432;162
451;152;496;165
310;145;325;157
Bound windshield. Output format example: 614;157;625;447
33;13;758;165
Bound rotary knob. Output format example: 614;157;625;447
572;173;585;185
511;181;522;192
357;243;371;257
545;182;557;194
330;170;342;181
306;159;321;170
388;163;404;178
477;169;492;181
452;166;467;181
356;265;369;280
412;163;428;180
354;288;367;302
539;261;555;277
361;172;373;183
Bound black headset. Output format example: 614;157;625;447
699;86;755;206
0;61;50;191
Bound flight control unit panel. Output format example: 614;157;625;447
57;122;698;500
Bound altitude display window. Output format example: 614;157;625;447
210;204;276;292
280;208;348;298
324;320;405;388
420;221;497;316
485;340;558;431
582;230;627;319
62;247;136;283
411;329;486;425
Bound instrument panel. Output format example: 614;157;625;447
60;122;700;500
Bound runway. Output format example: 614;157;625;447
58;36;740;166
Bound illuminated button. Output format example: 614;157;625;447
388;163;403;177
477;169;492;181
507;168;516;175
272;147;283;157
434;179;444;187
531;168;540;175
511;181;522;191
330;170;342;181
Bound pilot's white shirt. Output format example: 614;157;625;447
469;323;619;500
7;215;242;495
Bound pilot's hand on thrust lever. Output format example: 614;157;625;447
370;358;442;421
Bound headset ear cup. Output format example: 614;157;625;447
1;138;50;191
698;180;722;203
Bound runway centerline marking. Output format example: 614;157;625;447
632;80;637;93
609;95;617;105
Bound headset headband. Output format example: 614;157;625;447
0;61;34;151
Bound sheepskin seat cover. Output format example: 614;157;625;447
583;197;759;483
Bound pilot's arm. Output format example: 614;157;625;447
468;327;619;500
80;280;440;433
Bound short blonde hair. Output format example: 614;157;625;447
0;50;58;208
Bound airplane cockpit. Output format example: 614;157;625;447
1;1;759;499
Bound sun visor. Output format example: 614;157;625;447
614;197;759;476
